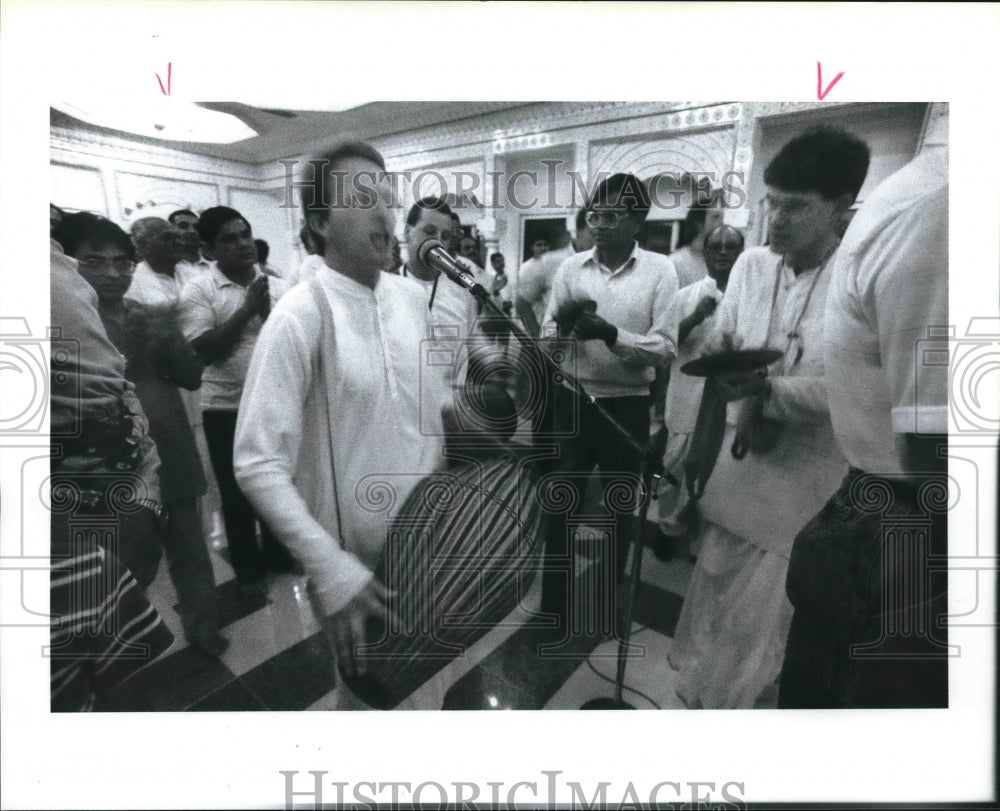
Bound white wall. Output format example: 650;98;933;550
50;127;297;274
51;102;934;276
743;103;929;244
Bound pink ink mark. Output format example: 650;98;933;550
817;62;844;101
155;62;172;96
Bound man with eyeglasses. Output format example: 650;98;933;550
667;126;869;709
49;214;174;708
57;212;229;659
538;173;679;635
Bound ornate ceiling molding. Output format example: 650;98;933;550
374;101;733;162
50;126;262;181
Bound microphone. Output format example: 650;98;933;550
417;239;488;297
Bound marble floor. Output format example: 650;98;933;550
103;492;702;713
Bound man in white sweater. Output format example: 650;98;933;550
538;173;679;635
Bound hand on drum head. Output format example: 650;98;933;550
322;580;399;679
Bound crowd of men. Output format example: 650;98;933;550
49;113;949;711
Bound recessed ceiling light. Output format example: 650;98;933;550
53;99;258;144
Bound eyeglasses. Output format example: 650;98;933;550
77;256;136;275
585;210;631;228
705;240;743;253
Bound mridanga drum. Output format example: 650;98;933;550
339;451;543;709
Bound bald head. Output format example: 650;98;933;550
131;217;182;274
703;225;744;286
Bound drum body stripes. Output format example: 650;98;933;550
340;452;543;709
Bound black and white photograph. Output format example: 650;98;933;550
2;2;998;809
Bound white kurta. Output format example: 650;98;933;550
696;246;848;556
669;245;847;709
233;268;446;616
669;246;709;289
125;261;202;307
657;275;724;536
664;275;724;434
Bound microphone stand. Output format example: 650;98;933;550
450;275;663;710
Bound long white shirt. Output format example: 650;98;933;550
233;268;446;616
285;253;328;288
824;144;949;475
697;246;847;556
540;244;679;398
401;262;486;398
670;246;709;288
664;275;724;434
125;261;202;307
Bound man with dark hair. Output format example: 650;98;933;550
539;172;679;632
447;212;464;257
667;125;870;708
286;223;327;286
488;252;509;303
489;252;505;275
401;196;482;390
49;221;173;708
50;203;65;235
254;238;280;278
780;110;949;708
459;234;479;263
63;212;227;658
515;225;573;338
233;140;447;701
573;207;595;253
448;211;493;289
179;206;294;596
169;208;211;276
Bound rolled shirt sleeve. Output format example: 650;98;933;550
178;275;217;342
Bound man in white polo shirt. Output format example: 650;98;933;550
539;173;679;634
179;206;295;596
169;209;213;278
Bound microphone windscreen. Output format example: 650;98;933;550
417;238;446;266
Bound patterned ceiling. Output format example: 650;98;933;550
50;102;542;165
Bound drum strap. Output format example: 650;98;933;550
308;276;346;550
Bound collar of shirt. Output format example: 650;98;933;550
581;242;640;276
400;263;436;283
137;260;176;279
209;264;265;290
323;264;387;301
